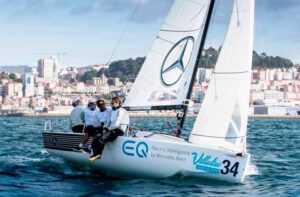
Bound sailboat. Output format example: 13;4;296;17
43;0;254;183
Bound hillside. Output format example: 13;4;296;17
200;47;294;69
77;47;295;83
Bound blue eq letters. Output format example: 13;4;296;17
122;140;149;158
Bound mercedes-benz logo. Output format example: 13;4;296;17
161;36;194;86
52;136;57;146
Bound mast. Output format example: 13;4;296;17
177;0;216;136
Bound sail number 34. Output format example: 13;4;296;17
221;160;239;177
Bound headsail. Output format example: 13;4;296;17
189;0;255;152
124;0;211;110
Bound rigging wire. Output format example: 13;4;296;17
106;0;143;64
212;0;220;100
235;0;240;26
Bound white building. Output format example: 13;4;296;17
37;56;58;79
14;83;23;98
93;64;109;71
276;70;283;81
205;69;213;81
35;83;45;97
93;77;102;86
264;90;284;100
283;71;293;80
2;82;15;97
259;69;266;81
251;91;264;101
22;73;35;97
198;68;206;83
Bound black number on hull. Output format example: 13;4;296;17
221;160;239;177
230;162;239;177
221;160;230;174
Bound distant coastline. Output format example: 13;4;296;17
2;112;300;119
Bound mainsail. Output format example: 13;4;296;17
189;0;254;152
124;0;211;110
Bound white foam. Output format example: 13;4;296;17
245;162;260;176
7;155;44;163
40;149;49;155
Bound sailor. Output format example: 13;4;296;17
68;97;85;133
95;99;111;133
89;99;112;156
89;96;129;161
78;98;98;150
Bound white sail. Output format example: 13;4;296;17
124;0;211;110
189;0;254;152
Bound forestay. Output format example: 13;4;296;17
189;0;254;152
124;0;211;110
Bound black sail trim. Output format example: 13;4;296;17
124;105;185;111
178;0;216;135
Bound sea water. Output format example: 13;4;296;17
0;117;299;196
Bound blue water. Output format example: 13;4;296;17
0;117;299;197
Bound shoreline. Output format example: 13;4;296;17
1;113;300;119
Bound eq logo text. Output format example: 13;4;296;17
122;140;149;158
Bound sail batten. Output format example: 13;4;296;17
188;0;254;152
124;0;211;109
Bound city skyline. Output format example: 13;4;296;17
0;0;299;66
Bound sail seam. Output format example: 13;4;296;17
160;26;203;33
191;134;245;139
232;10;250;13
156;36;176;45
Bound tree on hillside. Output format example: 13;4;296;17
76;57;145;83
198;48;294;69
107;57;145;82
9;73;17;81
79;70;97;83
97;68;106;77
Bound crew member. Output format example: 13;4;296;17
78;98;98;150
95;99;111;133
90;99;112;156
68;97;84;133
89;96;129;161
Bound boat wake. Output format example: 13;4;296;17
6;155;45;163
40;149;49;155
0;149;51;165
245;162;259;176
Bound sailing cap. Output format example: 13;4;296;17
97;99;105;105
72;97;81;104
88;98;97;104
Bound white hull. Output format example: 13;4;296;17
44;131;250;183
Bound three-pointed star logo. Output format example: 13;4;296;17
162;39;189;74
52;136;57;146
161;36;194;86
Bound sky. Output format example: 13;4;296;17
0;0;299;67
